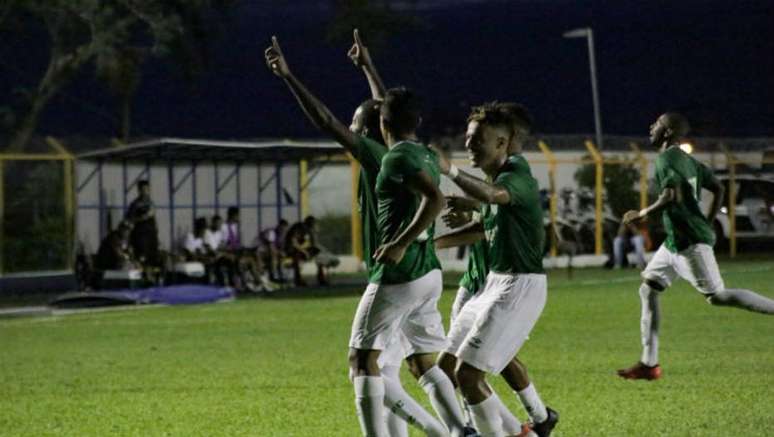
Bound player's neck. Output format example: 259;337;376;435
385;132;418;148
483;154;508;177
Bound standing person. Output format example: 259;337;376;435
125;180;160;267
265;33;455;436
435;103;558;437
433;102;549;436
617;113;774;380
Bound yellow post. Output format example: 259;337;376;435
63;158;75;270
0;160;3;275
629;143;649;210
538;141;558;256
299;159;310;218
349;154;363;261
585;140;604;255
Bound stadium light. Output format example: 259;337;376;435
679;143;694;154
563;27;604;149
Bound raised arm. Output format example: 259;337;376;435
348;29;386;100
433;146;511;205
265;36;359;152
374;171;446;264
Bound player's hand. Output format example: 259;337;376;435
442;210;472;229
446;195;479;212
622;209;644;225
265;36;291;78
374;241;407;265
429;144;451;174
347;28;372;67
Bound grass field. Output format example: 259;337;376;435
2;258;774;436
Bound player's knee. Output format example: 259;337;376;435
437;352;458;385
405;353;434;379
348;348;379;376
641;280;664;297
706;290;730;306
455;363;483;391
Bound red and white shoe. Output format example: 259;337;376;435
616;362;662;380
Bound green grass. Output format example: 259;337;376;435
1;260;774;436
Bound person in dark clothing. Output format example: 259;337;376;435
125;180;160;267
96;221;136;271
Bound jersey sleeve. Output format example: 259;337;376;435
380;148;424;184
352;135;387;173
494;170;528;207
655;154;680;191
697;161;718;190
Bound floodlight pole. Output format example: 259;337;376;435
564;27;604;149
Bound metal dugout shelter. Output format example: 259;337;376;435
76;138;341;256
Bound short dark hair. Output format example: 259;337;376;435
278;219;289;226
497;102;533;135
467;101;514;133
211;214;222;223
663;112;691;137
227;206;239;219
357;99;384;144
303;215;316;226
137;180;150;189
380;87;421;136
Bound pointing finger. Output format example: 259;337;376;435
353;28;362;45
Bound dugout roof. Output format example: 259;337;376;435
77;137;343;162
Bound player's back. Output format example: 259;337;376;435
371;140;441;284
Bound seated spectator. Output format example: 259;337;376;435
96;221;137;271
613;221;647;269
205;214;238;288
256;219;289;283
284;216;339;286
221;207;276;292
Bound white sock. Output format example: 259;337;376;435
639;283;660;366
492;390;522;435
469;392;506;437
384;406;409;437
418;365;468;435
382;365;447;437
353;375;389;437
517;383;548;423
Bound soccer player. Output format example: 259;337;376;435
435;102;557;436
265;34;457;436
432;102;549;436
617;112;774;380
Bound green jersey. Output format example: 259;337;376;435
352;135;388;271
655;146;717;252
370;141;442;284
459;230;489;294
482;154;545;274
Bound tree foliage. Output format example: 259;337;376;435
574;154;641;218
0;0;235;150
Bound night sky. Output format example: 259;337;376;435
3;0;773;144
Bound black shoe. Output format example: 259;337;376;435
462;426;481;437
530;407;559;437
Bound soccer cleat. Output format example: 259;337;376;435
529;407;559;437
462;426;481;437
616;362;662;380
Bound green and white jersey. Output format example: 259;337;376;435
459;212;489;294
370;141;442;284
352;135;388;272
655;146;717;252
482;154;545;274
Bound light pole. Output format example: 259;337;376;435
563;27;603;149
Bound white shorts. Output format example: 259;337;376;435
377;333;413;368
446;272;547;374
641;243;724;295
450;286;475;322
349;269;448;355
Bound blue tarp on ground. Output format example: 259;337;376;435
50;284;235;308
